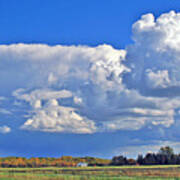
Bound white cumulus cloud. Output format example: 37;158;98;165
1;11;180;134
125;11;180;93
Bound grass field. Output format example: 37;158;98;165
1;165;180;179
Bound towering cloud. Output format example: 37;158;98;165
1;11;180;134
125;11;180;95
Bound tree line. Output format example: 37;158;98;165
111;146;180;165
0;156;110;167
0;146;179;167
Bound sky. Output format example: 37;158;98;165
1;0;180;158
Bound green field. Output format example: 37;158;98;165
1;165;180;180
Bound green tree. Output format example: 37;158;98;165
137;154;143;165
158;146;174;156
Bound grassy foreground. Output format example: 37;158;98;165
1;165;180;179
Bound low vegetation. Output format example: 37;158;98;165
1;166;180;179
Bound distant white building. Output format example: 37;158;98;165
77;162;88;167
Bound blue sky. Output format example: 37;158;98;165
1;0;180;48
1;0;180;158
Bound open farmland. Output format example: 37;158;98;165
1;165;180;179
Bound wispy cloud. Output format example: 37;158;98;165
0;126;11;134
